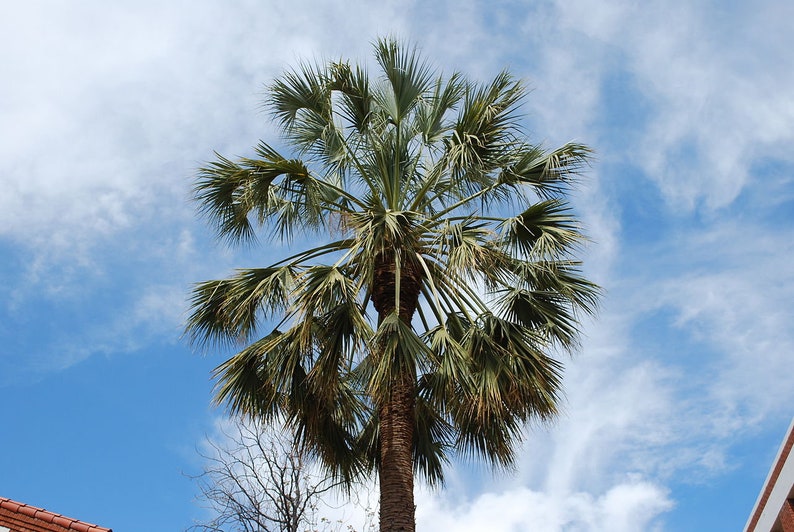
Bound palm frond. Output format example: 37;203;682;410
500;199;586;258
413;392;453;484
450;313;562;467
417;72;465;145
506;259;602;317
373;37;434;124
329;61;373;133
496;142;593;198
187;266;296;348
194;153;258;243
444;71;525;186
269;61;331;132
368;311;435;396
195;143;336;243
211;330;286;419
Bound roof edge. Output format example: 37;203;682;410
0;497;112;532
745;417;794;532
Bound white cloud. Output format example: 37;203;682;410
520;0;794;212
655;224;794;430
416;480;672;532
0;1;413;259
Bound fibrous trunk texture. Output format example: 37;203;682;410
373;251;422;532
378;371;416;532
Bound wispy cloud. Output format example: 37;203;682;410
522;0;794;211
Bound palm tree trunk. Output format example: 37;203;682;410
378;370;416;532
372;251;422;532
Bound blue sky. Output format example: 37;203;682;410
2;1;793;530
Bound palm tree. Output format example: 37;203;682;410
187;38;599;532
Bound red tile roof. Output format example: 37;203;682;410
0;497;112;532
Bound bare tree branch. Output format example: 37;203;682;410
188;418;376;532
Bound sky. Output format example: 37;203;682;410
1;1;793;530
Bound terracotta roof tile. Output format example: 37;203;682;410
0;497;112;532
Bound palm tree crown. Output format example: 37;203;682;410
187;38;599;532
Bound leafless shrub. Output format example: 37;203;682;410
189;419;376;532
